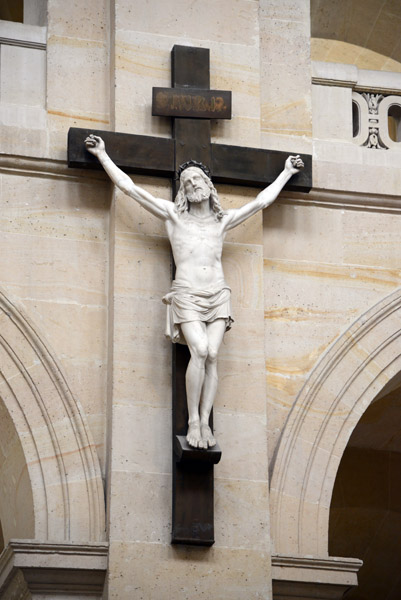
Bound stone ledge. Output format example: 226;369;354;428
311;61;357;89
312;61;401;95
0;152;109;182
0;21;46;50
272;554;362;600
0;540;108;597
285;187;401;213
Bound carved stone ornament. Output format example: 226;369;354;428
353;91;401;150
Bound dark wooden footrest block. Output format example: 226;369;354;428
174;435;222;464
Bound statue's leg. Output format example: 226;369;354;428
180;320;208;448
199;318;226;448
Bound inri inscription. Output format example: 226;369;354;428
152;87;231;119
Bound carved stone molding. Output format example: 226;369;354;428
285;187;401;213
272;555;362;600
0;154;108;183
0;540;108;598
311;61;401;95
270;287;401;557
0;36;46;50
0;21;46;51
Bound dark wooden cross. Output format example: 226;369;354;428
68;44;312;547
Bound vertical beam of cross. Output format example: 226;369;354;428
169;46;219;546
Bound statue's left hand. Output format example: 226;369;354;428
285;155;304;174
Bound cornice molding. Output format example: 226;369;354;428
1;154;401;213
311;61;401;95
0;541;108;597
272;554;362;599
284;187;401;213
0;153;108;182
272;554;362;573
0;36;46;50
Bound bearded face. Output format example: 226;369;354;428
181;168;211;204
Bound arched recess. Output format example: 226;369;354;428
0;288;105;544
270;287;401;557
329;376;401;599
311;0;401;64
311;1;401;72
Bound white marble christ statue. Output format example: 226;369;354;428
85;134;303;449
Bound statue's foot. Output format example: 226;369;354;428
201;423;216;448
186;422;203;448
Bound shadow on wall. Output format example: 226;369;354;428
330;379;401;600
0;0;47;26
0;395;35;545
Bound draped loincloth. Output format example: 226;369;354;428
162;280;233;345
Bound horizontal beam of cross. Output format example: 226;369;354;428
68;127;312;192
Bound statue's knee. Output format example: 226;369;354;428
192;342;208;362
207;346;218;362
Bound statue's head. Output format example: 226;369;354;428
175;161;224;220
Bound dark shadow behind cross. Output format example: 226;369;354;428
68;45;312;546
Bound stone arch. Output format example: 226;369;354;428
0;288;105;544
270;287;401;557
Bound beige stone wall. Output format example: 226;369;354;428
0;0;111;477
259;0;312;153
0;170;110;471
47;0;111;158
264;59;401;468
264;200;401;462
265;43;401;569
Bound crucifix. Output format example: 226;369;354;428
68;45;312;547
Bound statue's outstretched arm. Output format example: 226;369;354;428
84;134;173;221
223;155;304;231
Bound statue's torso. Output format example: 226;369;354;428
166;211;226;289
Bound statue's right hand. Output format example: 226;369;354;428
84;134;105;157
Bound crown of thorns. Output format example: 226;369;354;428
176;160;211;180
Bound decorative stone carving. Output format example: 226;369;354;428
364;92;382;114
362;92;387;149
353;91;401;149
85;134;303;449
377;95;401;149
